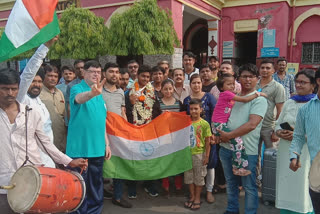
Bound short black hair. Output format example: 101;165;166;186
74;59;84;67
137;65;151;75
216;73;235;92
183;51;196;59
189;98;202;106
189;73;201;84
36;67;45;81
172;68;185;76
120;68;129;75
161;79;174;88
221;61;232;66
104;62;119;72
239;63;259;77
0;68;20;85
208;56;219;61
61;65;74;73
157;60;169;66
295;69;315;84
199;63;210;72
151;66;165;75
260;59;274;67
84;60;101;70
277;58;287;64
44;64;58;75
127;60;139;66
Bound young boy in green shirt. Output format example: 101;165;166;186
184;98;212;211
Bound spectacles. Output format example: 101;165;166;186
295;80;310;86
239;75;256;79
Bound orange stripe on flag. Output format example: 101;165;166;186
106;111;192;141
22;0;58;29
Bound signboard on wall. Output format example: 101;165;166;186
263;29;276;48
223;41;234;58
286;63;299;75
261;47;279;57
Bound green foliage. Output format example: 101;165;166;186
48;5;108;59
106;0;180;55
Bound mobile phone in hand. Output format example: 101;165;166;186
280;122;294;131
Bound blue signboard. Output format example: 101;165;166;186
261;47;279;58
263;29;276;48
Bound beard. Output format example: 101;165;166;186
28;86;41;98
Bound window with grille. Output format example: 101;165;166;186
302;42;320;64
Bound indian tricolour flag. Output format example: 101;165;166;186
103;112;193;180
0;0;59;62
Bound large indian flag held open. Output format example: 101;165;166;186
103;112;193;180
0;0;59;62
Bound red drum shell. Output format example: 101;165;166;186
7;166;85;213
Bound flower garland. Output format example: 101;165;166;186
130;81;155;125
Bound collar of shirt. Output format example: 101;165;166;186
42;85;58;94
257;79;275;88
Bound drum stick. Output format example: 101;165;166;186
293;152;300;166
0;184;16;190
80;159;88;175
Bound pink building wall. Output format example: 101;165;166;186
0;0;319;67
292;7;320;68
221;2;290;59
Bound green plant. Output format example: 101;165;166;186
106;0;180;55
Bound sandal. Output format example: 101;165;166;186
213;185;226;194
190;202;201;211
184;200;194;208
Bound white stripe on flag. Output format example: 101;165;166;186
109;126;191;161
5;0;40;48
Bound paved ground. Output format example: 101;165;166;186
102;181;280;214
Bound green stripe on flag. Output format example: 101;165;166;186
0;13;60;62
103;147;193;180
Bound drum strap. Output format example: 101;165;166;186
21;105;35;168
35;133;65;169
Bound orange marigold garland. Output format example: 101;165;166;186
130;80;155;125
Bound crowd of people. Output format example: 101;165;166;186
0;37;320;214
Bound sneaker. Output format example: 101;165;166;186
103;189;113;200
144;187;159;197
128;193;137;199
112;198;133;208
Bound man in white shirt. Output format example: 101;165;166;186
183;52;199;84
172;68;191;103
17;38;57;167
0;68;87;214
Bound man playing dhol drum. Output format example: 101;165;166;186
0;68;88;214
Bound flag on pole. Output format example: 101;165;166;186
103;112;193;180
0;0;59;62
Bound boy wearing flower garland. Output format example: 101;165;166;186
125;65;161;198
184;98;211;211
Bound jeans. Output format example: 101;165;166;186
69;157;104;214
220;147;259;214
309;188;320;214
113;179;123;200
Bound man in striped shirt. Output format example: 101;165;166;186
289;68;320;213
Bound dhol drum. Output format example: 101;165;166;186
7;165;85;213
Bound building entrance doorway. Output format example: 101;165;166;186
234;32;257;66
